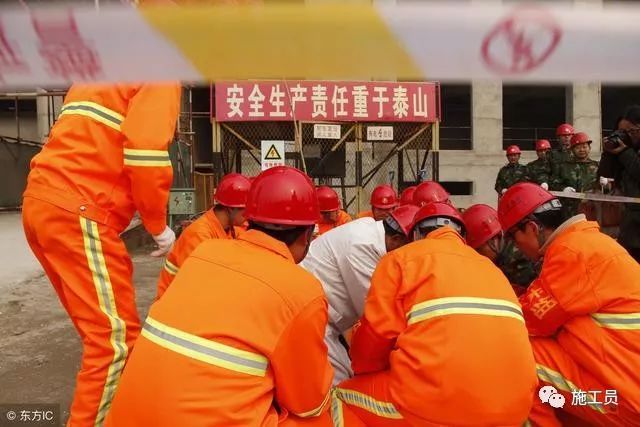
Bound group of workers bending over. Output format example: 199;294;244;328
21;83;640;426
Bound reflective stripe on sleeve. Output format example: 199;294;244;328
163;259;179;276
141;316;269;377
123;148;172;167
59;101;124;132
406;297;524;325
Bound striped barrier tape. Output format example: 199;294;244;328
1;2;640;87
549;191;640;205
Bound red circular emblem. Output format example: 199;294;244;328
481;7;562;75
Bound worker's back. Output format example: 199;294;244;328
302;218;385;331
540;221;640;413
25;83;181;233
156;210;232;299
372;228;536;425
105;230;332;426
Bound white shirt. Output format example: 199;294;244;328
301;218;387;384
302;217;387;332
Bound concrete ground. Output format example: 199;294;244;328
0;212;161;424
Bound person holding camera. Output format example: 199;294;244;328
600;106;640;263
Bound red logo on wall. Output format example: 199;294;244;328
481;7;562;75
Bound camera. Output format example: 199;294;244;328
603;129;629;150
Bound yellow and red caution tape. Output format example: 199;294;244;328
1;1;640;87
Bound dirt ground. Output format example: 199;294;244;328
0;213;161;424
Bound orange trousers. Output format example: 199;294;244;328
529;337;640;427
332;372;412;427
22;197;140;427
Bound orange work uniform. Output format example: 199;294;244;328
104;230;334;427
356;210;373;219
334;227;537;427
520;218;640;426
156;209;232;299
21;83;181;427
317;210;352;236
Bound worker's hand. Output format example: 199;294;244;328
151;226;176;257
501;188;507;195
603;140;628;155
599;176;610;187
563;187;576;193
540;182;549;190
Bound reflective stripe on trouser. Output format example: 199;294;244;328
528;337;640;427
333;372;412;427
592;313;640;330
141;316;269;377
22;197;141;427
406;297;524;325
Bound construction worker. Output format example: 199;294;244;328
551;132;599;217
105;166;333;427
550;123;575;175
527;139;553;187
498;182;640;426
412;180;451;206
356;184;398;220
155;172;251;299
495;145;529;196
301;205;418;385
398;186;417;206
315;186;352;237
462;204;540;294
21;83;180;426
334;202;536;426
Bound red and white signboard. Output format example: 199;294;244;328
214;81;438;123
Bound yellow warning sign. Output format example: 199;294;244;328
265;144;282;160
261;140;286;171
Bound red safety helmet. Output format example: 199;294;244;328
386;205;420;236
570;132;592;147
497;182;555;232
399;186;417;206
413;181;450;207
462;204;503;249
316;186;340;212
506;145;522;155
370;185;398;209
213;173;251;208
535;139;551;151
412;202;464;232
556;123;575;136
245;166;319;226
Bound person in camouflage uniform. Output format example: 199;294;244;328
549;123;575;180
495;239;541;293
551;132;599;217
527;139;552;186
495;145;529;195
462;204;540;296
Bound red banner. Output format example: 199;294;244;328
214;81;438;122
